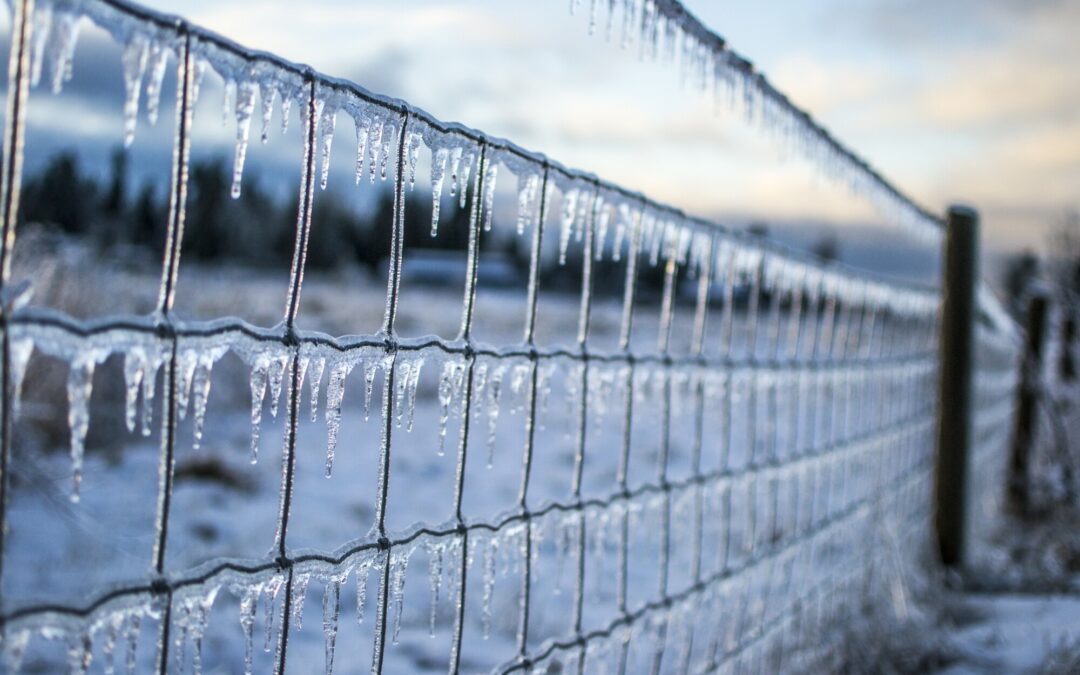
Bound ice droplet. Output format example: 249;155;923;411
231;81;259;198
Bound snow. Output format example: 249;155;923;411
942;594;1080;674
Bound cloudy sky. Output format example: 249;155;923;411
16;0;1080;256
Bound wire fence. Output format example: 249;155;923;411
0;0;1023;673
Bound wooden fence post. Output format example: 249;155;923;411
1008;291;1049;517
934;205;979;568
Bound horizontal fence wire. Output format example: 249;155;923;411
0;0;1023;673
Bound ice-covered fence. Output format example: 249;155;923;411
0;0;1021;673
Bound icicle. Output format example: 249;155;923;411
175;349;198;422
485;365;504;467
67;632;93;675
318;101;335;190
322;578;341;675
379;122;396;181
191;58;207;106
139;353;159;437
190;349;224;449
390;551;409;645
248;352;267;462
407;133;422;190
559;189;579;265
29;4;52;88
280;92;292;134
306;356;321;419
189;589;219;675
267;353;289;418
355;557;373;624
430;147;448;237
324;359;354;477
292;573;311;630
448;147;463;200
123;349;146;434
260;85;276;143
394;360;409;429
481;161;498;231
363;358;379;421
437;361;461;455
481;537;498;639
458;150;474;209
263;575;285;653
238;586;259;675
124;613;141;674
120;35;149;147
231;81;258;198
101;612;123;675
222;79;236;126
404;358;423;431
144;42;169;126
2;629;30;673
516;173;541;235
353;116;370;185
48;12;81;95
367;120;384;184
67;354;100;502
427;541;443;636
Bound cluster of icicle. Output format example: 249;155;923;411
0;509;644;674
565;0;944;245
4;321;437;502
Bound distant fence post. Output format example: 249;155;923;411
934;205;979;568
1007;291;1049;518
